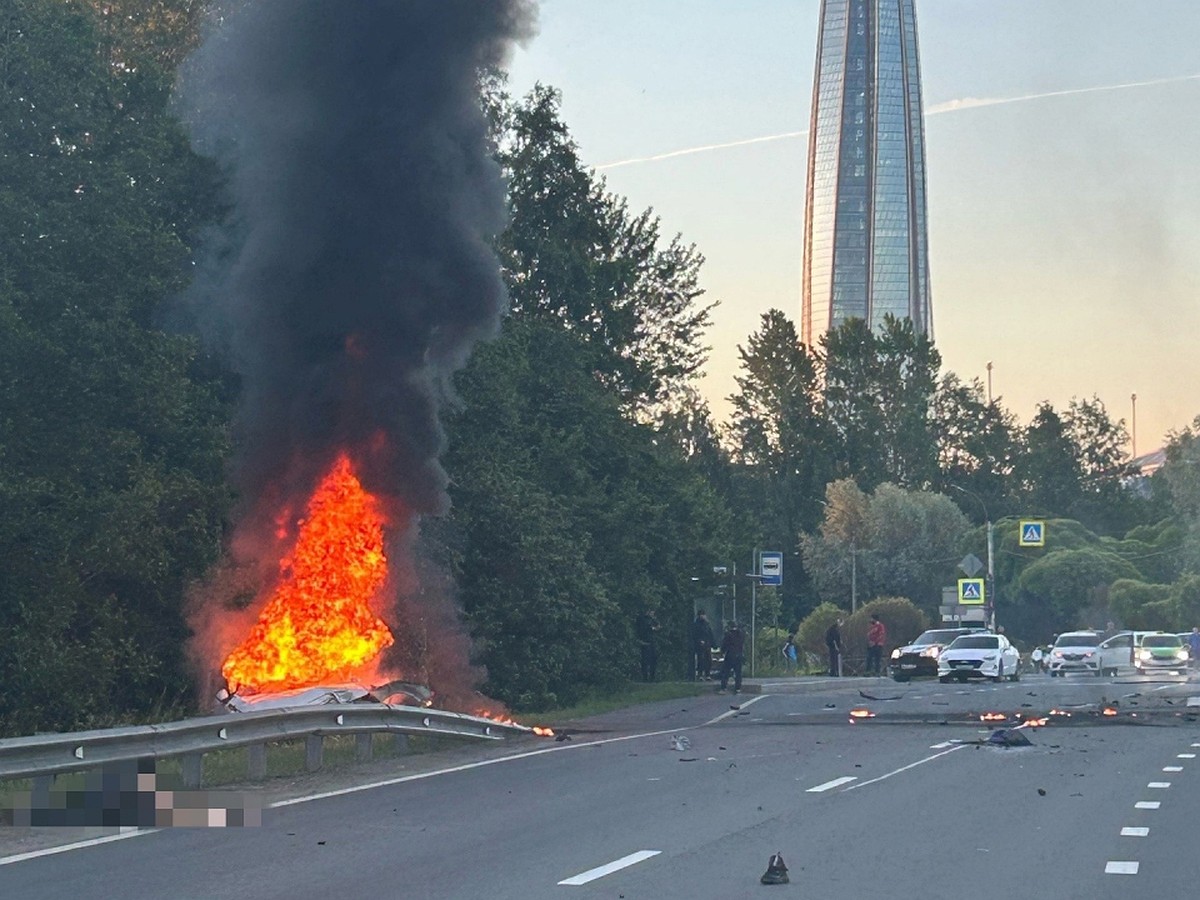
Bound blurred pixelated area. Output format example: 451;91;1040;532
2;759;261;828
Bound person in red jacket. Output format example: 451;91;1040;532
866;613;887;676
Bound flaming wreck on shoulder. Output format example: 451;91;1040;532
218;679;434;713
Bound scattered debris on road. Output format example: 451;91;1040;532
760;852;790;885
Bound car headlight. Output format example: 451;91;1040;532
1083;651;1094;658
890;648;901;659
921;646;941;658
1052;650;1063;657
1177;650;1189;660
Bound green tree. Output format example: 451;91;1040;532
801;481;968;616
727;310;829;617
932;373;1018;518
494;83;714;413
821;316;939;490
445;319;734;708
0;0;230;734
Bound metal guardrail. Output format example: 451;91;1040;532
0;704;532;787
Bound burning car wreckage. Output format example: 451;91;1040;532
217;679;433;714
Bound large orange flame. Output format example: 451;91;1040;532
222;453;395;694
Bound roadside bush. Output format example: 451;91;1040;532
795;602;847;667
842;597;928;660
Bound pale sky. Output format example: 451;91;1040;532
505;0;1200;455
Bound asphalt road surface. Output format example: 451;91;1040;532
3;670;1198;899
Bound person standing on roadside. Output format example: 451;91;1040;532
718;622;746;694
691;610;716;680
781;632;799;673
866;614;887;675
1189;627;1200;670
635;606;661;682
825;618;844;677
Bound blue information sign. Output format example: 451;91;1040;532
759;552;783;587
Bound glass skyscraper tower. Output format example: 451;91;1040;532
801;0;932;346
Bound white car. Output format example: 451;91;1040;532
937;633;1020;683
1096;631;1161;676
1047;631;1103;676
1134;633;1189;675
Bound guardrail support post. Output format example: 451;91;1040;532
355;733;373;763
247;743;267;780
305;735;323;772
182;753;203;789
393;734;409;755
32;774;54;808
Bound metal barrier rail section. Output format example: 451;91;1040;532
0;705;532;788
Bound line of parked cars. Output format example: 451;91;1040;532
889;626;1194;684
889;627;1020;683
1046;630;1191;677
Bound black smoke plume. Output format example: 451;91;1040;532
176;0;535;518
174;0;535;700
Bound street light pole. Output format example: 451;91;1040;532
952;485;996;630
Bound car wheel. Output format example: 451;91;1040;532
1010;669;1020;682
938;675;950;683
893;675;909;683
992;662;1004;683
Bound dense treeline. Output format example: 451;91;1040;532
2;1;1196;732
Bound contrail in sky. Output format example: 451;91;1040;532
595;73;1200;170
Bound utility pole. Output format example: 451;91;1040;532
1131;393;1138;459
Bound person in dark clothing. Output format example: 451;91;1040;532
691;611;716;680
825;618;844;676
635;608;661;682
718;623;746;693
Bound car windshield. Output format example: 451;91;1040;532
912;630;970;646
948;636;998;650
1142;635;1181;648
1055;633;1101;648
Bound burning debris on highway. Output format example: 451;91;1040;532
174;1;535;714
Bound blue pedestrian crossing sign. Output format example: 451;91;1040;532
1019;520;1046;547
957;578;985;605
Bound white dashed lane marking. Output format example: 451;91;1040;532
558;851;661;886
1163;766;1183;772
1120;827;1149;837
1135;801;1161;809
1147;782;1171;789
1105;861;1139;875
1178;753;1196;759
806;776;857;793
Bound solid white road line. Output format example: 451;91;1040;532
843;745;965;792
706;694;768;725
1135;801;1161;809
1105;861;1139;874
929;740;955;749
0;829;152;867
558;850;661;886
1121;827;1149;837
1148;782;1171;789
806;776;857;793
